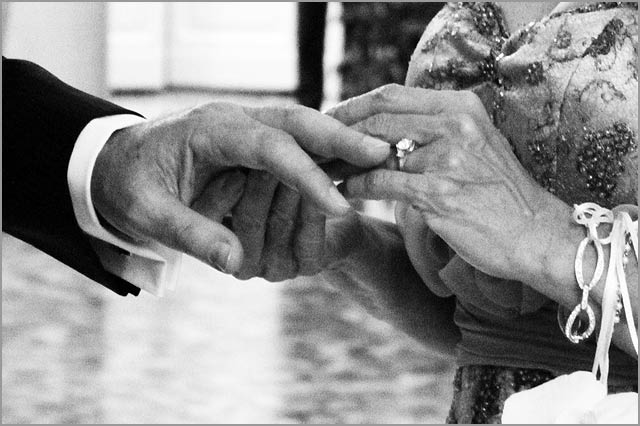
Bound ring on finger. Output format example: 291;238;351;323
395;138;416;169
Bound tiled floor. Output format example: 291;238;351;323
2;91;454;424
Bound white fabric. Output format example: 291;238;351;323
502;371;607;424
67;115;182;296
502;371;638;424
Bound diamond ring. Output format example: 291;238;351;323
395;138;416;169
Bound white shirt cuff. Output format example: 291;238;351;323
67;115;182;296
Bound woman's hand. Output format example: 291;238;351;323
327;84;575;284
329;84;639;357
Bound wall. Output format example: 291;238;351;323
3;2;107;97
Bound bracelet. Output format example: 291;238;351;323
563;203;613;343
557;202;638;387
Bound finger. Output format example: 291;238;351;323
261;184;301;282
191;170;246;223
351;114;449;146
294;201;326;276
232;170;279;280
402;140;462;174
256;127;353;216
246;104;392;167
147;195;244;274
325;84;486;126
340;169;455;204
320;160;370;181
321;157;398;179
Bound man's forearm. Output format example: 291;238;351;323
2;57;141;296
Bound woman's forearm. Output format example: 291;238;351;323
320;213;460;357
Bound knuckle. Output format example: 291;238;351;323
451;113;480;140
366;113;391;136
372;83;403;106
446;147;465;170
382;83;403;94
438;195;458;213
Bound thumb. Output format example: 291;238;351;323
150;196;244;274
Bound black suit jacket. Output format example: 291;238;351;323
3;57;140;296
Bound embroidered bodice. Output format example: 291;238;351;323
406;2;638;208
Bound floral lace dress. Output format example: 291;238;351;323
403;2;638;423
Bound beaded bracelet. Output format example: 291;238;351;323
564;203;613;343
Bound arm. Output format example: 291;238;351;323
530;202;638;357
2;57;142;296
3;57;393;297
329;84;638;358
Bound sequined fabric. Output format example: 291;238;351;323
445;365;638;424
407;2;638;206
446;365;555;424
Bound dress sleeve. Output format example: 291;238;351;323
396;203;550;318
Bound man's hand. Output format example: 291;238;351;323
91;102;390;274
225;170;364;282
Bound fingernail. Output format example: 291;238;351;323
213;262;227;274
329;185;352;215
211;243;231;274
323;106;336;116
366;136;392;157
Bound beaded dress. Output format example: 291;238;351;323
401;2;638;423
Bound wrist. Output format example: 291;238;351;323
91;124;145;241
518;197;581;301
528;201;613;307
68;114;147;243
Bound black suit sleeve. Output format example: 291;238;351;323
2;57;141;296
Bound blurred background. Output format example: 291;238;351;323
2;2;454;423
